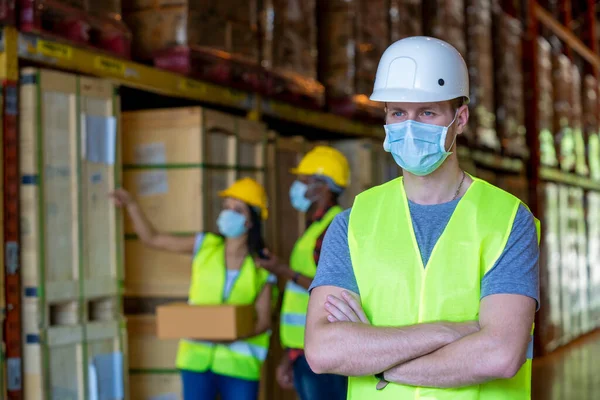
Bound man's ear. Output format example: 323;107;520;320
455;105;469;134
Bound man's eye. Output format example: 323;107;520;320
392;112;403;117
423;111;434;117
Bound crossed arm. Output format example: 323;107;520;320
304;285;535;388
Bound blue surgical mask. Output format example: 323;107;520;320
289;180;312;212
216;209;247;238
383;113;458;176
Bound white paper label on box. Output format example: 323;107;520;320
149;394;180;400
135;142;167;165
82;114;117;165
137;171;169;196
7;357;22;390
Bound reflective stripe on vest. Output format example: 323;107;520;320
175;233;271;381
280;206;342;349
347;177;540;399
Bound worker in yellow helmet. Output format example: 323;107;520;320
257;145;349;400
305;37;540;400
110;178;276;400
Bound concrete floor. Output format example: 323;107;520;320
532;330;600;400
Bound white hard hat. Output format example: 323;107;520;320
370;36;470;104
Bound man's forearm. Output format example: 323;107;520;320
383;329;527;388
305;320;477;376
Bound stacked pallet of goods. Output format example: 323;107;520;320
19;0;131;57
124;0;262;93
121;106;267;399
317;0;386;122
19;68;125;399
261;0;324;108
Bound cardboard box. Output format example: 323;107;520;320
156;303;255;341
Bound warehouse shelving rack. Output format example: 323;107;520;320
0;1;599;397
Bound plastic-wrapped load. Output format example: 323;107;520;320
353;0;387;120
261;0;324;108
20;0;131;57
572;66;588;175
494;12;527;158
0;0;16;25
553;53;576;172
123;3;187;61
319;0;383;121
538;37;558;167
537;183;562;354
423;0;466;57
586;77;600;181
466;0;497;149
125;0;261;91
87;0;121;17
389;0;422;41
318;0;356;112
587;192;600;329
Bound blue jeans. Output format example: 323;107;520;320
180;369;259;400
293;355;348;400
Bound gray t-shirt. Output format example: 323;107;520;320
309;199;540;309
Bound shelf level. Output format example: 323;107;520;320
13;30;381;137
470;150;525;174
540;167;600;191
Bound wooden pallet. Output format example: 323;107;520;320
19;67;125;399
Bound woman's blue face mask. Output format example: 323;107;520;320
383;112;458;176
216;209;248;238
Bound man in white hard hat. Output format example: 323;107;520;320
304;37;540;399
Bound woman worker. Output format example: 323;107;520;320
110;177;276;400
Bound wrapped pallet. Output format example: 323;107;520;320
572;66;588;176
354;0;387;120
318;0;356;116
587;192;600;330
558;186;585;345
87;0;122;17
537;183;562;354
261;0;324;108
539;38;558;167
20;0;132;57
318;0;383;121
553;53;576;172
466;0;497;150
20;67;125;399
124;0;261;91
389;0;422;41
423;0;466;57
494;12;527;158
589;79;600;181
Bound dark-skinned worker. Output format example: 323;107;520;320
256;146;350;400
305;37;541;399
110;178;276;400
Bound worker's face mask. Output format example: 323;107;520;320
383;112;458;176
216;209;248;238
289;180;312;212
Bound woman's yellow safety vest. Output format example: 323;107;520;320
280;206;343;349
176;233;272;381
347;177;540;399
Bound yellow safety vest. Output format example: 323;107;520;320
280;206;343;349
176;233;272;381
347;176;540;399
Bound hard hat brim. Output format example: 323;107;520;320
370;88;470;104
218;190;268;220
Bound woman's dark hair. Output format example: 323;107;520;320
247;205;266;257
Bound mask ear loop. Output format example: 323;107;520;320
442;110;460;152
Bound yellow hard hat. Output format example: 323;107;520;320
219;178;269;220
290;146;350;187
